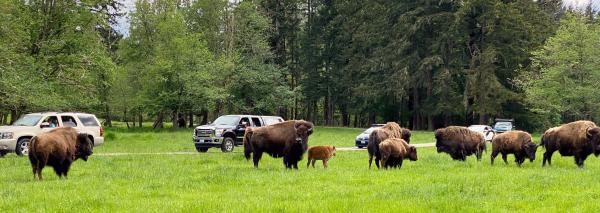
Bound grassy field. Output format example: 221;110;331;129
1;126;599;212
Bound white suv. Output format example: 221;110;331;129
0;112;104;157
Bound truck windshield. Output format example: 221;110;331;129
213;116;239;126
12;115;43;126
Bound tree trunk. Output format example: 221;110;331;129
201;109;208;125
132;111;136;127
104;102;112;127
2;112;8;125
171;111;178;128
412;89;421;130
188;112;194;128
124;109;130;128
10;109;18;125
138;111;143;128
341;105;349;127
0;111;3;124
152;112;164;129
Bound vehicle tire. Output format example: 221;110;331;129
357;146;364;149
0;150;6;157
196;147;209;153
15;138;30;156
221;137;234;153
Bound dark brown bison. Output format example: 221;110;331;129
491;131;537;166
367;122;411;169
243;120;314;169
306;145;336;168
378;138;417;169
435;126;486;161
28;127;93;180
541;120;600;168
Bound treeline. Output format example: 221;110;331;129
1;0;599;131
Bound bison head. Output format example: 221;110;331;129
331;146;336;156
523;142;538;162
294;120;314;145
434;129;447;153
586;127;600;156
407;146;418;161
402;128;412;144
76;133;94;161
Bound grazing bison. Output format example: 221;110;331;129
378;138;417;169
435;126;486;161
367;122;411;169
28;127;94;180
541;121;600;168
491;131;537;166
243;120;314;169
306;145;336;168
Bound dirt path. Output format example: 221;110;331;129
94;143;436;156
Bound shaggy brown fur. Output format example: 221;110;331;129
378;138;417;169
28;127;93;180
491;131;537;166
367;122;411;169
541;120;600;168
435;126;486;161
306;145;336;168
243;120;314;169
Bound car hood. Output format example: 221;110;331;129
195;124;236;130
0;125;36;132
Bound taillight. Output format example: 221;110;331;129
100;127;104;137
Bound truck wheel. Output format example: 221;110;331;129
196;147;209;153
16;138;30;156
221;137;234;153
0;150;6;157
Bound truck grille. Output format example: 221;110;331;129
196;129;213;137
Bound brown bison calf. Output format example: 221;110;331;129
378;138;417;169
367;122;411;169
491;131;537;166
541;121;600;168
306;145;336;168
435;126;486;161
28;127;94;180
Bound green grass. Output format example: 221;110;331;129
2;126;600;212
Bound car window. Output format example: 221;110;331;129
239;117;250;127
213;116;239;125
251;117;262;127
42;116;60;128
262;117;283;126
77;115;100;127
61;116;78;127
12;115;42;126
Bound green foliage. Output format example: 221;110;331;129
521;13;600;124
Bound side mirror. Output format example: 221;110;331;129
40;122;50;128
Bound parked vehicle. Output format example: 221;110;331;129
192;115;284;153
467;125;496;141
355;124;385;148
493;118;515;133
0;112;104;157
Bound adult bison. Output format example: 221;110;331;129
378;138;417;169
435;126;486;161
243;120;314;169
367;122;411;169
541;120;600;168
491;131;537;166
28;127;94;180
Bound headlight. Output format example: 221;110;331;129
0;132;14;139
215;129;224;137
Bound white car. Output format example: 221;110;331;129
468;125;496;141
0;112;104;157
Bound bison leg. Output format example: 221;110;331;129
543;150;554;167
29;155;38;178
323;159;328;169
491;150;499;165
398;158;404;169
252;151;263;168
312;160;316;168
61;160;72;179
501;153;508;165
575;154;588;168
374;155;381;169
306;158;311;168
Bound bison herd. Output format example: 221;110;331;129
17;120;600;181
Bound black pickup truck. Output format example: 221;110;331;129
192;115;284;153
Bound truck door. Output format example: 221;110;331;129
234;117;250;144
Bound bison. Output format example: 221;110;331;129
541;120;600;168
378;138;417;169
491;131;537;166
306;145;336;168
28;127;94;180
435;126;486;161
367;122;411;169
243;120;314;169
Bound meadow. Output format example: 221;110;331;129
1;126;599;212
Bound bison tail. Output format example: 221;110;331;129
243;128;254;160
